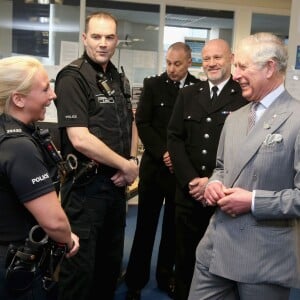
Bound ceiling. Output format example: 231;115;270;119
165;12;290;37
90;6;290;39
10;2;291;40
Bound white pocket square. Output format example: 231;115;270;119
263;133;283;145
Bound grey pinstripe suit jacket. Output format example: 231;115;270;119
196;90;300;288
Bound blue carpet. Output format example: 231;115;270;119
290;289;300;300
115;204;171;300
115;204;300;300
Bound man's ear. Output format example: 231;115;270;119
82;32;87;47
265;59;276;79
11;92;25;108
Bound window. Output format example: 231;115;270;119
86;0;160;86
164;5;234;78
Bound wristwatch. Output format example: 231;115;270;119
129;156;139;165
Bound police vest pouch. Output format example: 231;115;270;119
4;225;67;293
5;244;40;292
5;263;35;293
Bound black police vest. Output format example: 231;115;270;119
0;117;25;189
56;58;133;159
0;115;58;189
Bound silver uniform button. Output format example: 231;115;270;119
206;117;212;122
204;134;209;139
201;165;206;170
160;102;164;106
202;149;207;154
187;115;191;119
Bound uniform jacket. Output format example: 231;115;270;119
136;71;199;183
55;54;132;162
197;91;300;288
167;77;247;206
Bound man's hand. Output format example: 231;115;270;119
66;232;80;258
111;171;127;187
117;159;139;186
163;151;173;173
217;187;252;216
188;177;208;201
204;181;226;206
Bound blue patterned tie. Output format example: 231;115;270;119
247;102;259;133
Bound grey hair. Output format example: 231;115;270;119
168;42;192;59
239;32;288;74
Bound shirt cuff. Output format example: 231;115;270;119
206;180;222;187
251;190;256;212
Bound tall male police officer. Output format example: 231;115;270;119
125;42;200;300
167;39;247;300
55;12;138;300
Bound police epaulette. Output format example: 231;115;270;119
67;58;85;69
0;122;24;145
146;72;163;79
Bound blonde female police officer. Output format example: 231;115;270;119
0;56;79;300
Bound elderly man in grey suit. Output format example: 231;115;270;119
188;32;300;300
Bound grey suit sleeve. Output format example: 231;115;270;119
253;132;300;220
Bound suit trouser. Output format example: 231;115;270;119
188;260;290;300
58;175;126;300
175;202;215;300
125;171;176;290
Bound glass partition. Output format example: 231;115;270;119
0;0;80;65
86;0;160;86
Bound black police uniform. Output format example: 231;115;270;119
0;113;56;300
125;72;199;293
167;77;248;300
55;52;133;300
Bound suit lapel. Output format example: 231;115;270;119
211;78;239;112
227;92;293;187
161;73;178;101
195;82;211;111
184;73;198;86
195;78;240;113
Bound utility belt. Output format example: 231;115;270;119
67;160;117;186
0;241;13;246
4;225;67;293
0;240;23;247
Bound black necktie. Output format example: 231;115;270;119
211;86;218;102
174;81;180;90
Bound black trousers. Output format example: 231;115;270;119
175;202;215;300
58;175;126;300
125;169;176;290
